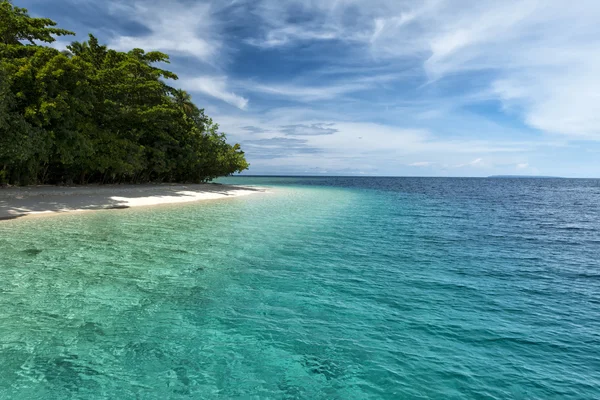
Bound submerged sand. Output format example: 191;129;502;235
0;183;265;220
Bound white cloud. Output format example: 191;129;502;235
247;82;369;101
455;158;485;168
208;107;571;175
99;0;600;139
246;25;343;48
23;0;600;176
244;0;600;139
379;0;600;138
107;1;219;61
244;74;399;102
182;77;249;110
48;39;71;51
246;0;375;48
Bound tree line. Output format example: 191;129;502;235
0;1;249;185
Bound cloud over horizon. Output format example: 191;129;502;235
20;0;600;177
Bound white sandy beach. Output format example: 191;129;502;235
0;183;265;220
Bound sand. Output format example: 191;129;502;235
0;183;265;220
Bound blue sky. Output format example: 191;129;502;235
21;0;600;177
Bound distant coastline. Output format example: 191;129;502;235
487;175;563;179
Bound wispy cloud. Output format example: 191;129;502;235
246;81;369;102
244;73;399;102
239;0;600;139
455;158;485;168
106;0;219;61
241;126;266;134
240;137;322;159
40;0;600;176
212;107;570;174
245;0;374;48
181;77;249;110
246;26;343;48
280;123;338;136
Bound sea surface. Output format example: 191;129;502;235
1;176;599;399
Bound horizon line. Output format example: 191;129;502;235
228;174;598;179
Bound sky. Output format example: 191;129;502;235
20;0;600;177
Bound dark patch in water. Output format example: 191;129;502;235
278;378;304;398
79;321;106;338
125;341;166;361
22;248;43;257
174;366;191;386
302;355;343;381
167;364;193;395
39;354;101;391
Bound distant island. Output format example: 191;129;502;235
0;1;248;186
488;175;562;179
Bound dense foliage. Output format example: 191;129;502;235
0;1;248;185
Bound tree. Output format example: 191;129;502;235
0;0;73;45
0;1;248;185
171;89;198;117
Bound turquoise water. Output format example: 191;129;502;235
1;177;599;399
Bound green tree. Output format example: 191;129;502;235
0;1;248;186
171;89;198;118
0;0;73;46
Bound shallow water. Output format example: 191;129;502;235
1;177;599;399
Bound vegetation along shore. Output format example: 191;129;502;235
0;1;249;187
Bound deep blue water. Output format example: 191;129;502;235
1;176;599;399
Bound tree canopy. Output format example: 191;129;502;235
0;0;248;185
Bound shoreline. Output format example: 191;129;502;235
0;183;266;221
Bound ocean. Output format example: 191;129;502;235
1;177;599;399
